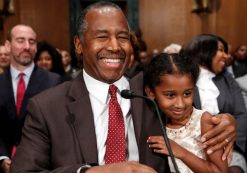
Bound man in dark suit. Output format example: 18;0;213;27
232;45;247;78
10;2;236;173
0;24;62;173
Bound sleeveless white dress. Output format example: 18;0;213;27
166;107;206;173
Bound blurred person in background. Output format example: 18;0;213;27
232;45;247;78
163;43;182;54
60;49;80;80
125;29;151;78
34;41;65;77
0;45;11;74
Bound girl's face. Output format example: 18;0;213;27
36;51;53;71
211;41;228;74
146;73;194;127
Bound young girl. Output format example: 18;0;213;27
144;53;228;173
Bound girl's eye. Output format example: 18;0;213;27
184;91;192;97
165;93;175;98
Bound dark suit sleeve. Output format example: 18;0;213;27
9;98;82;173
0;73;14;158
226;74;247;153
48;72;64;86
0;138;9;157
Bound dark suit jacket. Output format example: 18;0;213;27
232;61;247;78
193;71;247;153
10;72;169;173
0;66;62;158
63;66;80;81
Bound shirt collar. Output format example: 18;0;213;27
83;69;129;104
199;67;216;79
10;62;35;80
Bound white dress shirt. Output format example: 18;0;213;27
83;70;139;165
10;62;35;103
196;67;220;115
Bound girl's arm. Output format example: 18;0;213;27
147;112;228;173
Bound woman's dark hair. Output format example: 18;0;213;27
34;41;65;76
144;53;199;90
181;34;228;71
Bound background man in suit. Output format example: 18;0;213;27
10;2;236;173
0;24;62;173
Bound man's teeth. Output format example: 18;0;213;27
103;59;121;63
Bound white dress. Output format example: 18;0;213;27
166;107;206;173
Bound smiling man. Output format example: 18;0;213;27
74;4;132;84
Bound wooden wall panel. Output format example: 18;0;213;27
1;0;247;54
139;0;247;53
1;0;70;51
216;0;247;51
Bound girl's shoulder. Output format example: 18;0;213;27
192;107;213;131
192;107;208;120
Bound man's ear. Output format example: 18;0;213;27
4;40;11;52
145;86;155;100
74;35;83;55
128;53;134;68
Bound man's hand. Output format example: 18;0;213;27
200;113;236;161
1;159;11;173
84;161;157;173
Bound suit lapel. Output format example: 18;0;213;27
66;75;98;164
4;70;16;119
129;73;144;146
213;75;225;111
65;72;146;164
193;86;202;109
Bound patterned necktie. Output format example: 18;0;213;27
16;72;26;116
105;84;126;164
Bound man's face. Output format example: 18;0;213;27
75;7;133;83
235;45;247;61
0;46;11;69
6;25;37;68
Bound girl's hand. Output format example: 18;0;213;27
147;136;185;159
